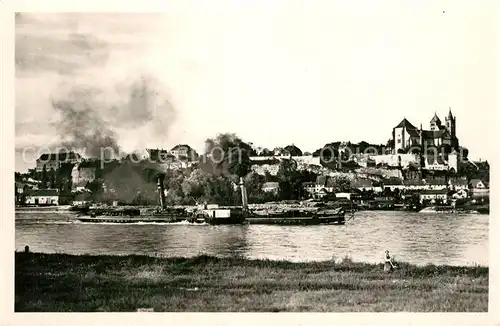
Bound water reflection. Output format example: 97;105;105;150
15;211;489;266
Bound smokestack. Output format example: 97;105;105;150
157;173;166;209
239;177;248;209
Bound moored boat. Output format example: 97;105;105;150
77;174;192;224
419;205;456;213
244;207;346;225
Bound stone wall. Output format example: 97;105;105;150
369;154;420;168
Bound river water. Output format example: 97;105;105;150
15;210;489;266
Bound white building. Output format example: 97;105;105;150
262;182;279;194
36;152;82;172
419;189;448;203
451;189;468;200
71;162;97;187
25;189;59;205
469;179;489;198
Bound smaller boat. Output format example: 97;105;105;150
475;206;489;214
419;205;456;213
69;203;91;214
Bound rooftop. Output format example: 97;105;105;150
37;152;81;162
403;179;425;186
171;144;193;151
422;130;447;139
469;179;489;188
424;177;447;185
449;178;468;186
430;113;441;124
351;178;373;188
419;189;448;195
394;118;417;130
383;178;403;186
28;189;59;197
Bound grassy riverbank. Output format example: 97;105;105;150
15;252;488;312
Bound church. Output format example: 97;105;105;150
392;108;459;154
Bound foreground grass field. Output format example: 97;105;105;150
15;252;488;312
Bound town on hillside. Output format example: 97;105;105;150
15;110;489;214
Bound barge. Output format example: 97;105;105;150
77;206;191;223
244;207;346;225
77;174;192;224
419;206;456;213
418;205;488;214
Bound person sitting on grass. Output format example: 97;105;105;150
384;250;397;273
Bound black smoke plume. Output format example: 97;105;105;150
200;133;254;178
51;88;120;159
51;74;177;160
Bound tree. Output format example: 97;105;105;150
50;172;56;189
459;162;478;182
386;138;395;150
393;187;401;200
86;180;103;202
244;172;266;202
40;165;48;189
382;187;393;197
331;175;351;192
204;133;254;177
284;144;303;156
182;169;208;200
277;159;300;200
260;148;273;156
339;160;359;171
264;170;278;182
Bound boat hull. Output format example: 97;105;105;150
77;206;191;223
245;207;346;225
244;216;345;225
77;216;186;223
202;216;247;225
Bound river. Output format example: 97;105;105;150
15;210;489;266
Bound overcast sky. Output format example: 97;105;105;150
15;1;496;171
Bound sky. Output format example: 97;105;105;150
14;1;496;172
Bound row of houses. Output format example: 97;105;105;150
259;180;461;204
17;176;488;207
17;189;60;206
35;145;199;172
268;176;490;201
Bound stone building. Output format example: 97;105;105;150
392;108;459;154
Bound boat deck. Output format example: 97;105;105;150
245;216;345;225
77;216;187;223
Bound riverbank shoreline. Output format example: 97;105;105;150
15;252;488;312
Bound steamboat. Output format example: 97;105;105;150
77;174;192;224
77;174;246;225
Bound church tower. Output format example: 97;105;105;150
445;107;456;138
430;112;442;131
445;107;458;149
